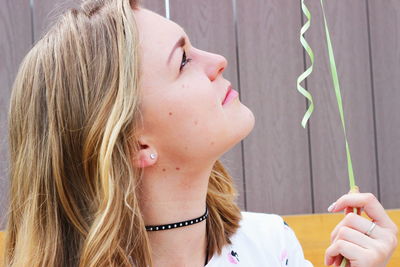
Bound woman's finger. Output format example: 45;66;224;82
331;225;378;250
325;239;367;266
326;254;343;266
333;255;345;267
330;212;386;242
329;193;396;230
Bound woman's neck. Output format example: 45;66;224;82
139;163;213;267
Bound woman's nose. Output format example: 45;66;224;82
204;52;228;81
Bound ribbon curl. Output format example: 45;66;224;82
297;0;314;128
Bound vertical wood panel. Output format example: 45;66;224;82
0;0;33;230
169;0;246;209
237;0;312;215
368;0;400;208
306;0;378;212
142;0;165;16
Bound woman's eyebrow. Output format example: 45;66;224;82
167;36;186;66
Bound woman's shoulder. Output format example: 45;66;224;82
205;211;313;266
234;211;288;249
239;211;285;231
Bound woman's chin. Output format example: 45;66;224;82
236;105;255;139
222;107;255;154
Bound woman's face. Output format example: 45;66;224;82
134;9;254;166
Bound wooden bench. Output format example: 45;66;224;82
0;230;3;266
283;209;400;267
1;210;398;266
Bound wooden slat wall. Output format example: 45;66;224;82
236;0;312;214
141;0;164;17
0;0;33;229
306;0;378;213
368;0;400;209
1;0;400;230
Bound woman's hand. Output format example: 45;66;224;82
324;193;398;267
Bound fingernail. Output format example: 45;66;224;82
327;202;336;213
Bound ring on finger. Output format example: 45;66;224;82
365;221;377;236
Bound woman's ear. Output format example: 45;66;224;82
132;139;158;168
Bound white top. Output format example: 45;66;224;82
206;212;314;267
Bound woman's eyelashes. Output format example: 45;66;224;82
179;50;192;72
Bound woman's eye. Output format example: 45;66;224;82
179;50;192;72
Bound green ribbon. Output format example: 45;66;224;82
297;1;358;266
319;0;356;191
297;0;314;128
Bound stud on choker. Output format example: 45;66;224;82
145;206;208;231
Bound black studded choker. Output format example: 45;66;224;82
145;206;209;231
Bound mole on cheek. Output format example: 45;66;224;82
176;167;180;171
169;112;173;116
210;142;214;146
162;168;166;172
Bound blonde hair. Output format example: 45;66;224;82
4;0;241;266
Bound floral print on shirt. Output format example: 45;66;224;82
227;250;239;264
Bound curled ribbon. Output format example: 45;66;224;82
297;1;359;266
297;0;314;128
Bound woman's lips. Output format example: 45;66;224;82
222;86;239;105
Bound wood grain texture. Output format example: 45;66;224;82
0;0;33;230
236;0;312;214
305;0;378;212
142;0;165;16
0;231;4;265
368;1;400;209
169;0;246;209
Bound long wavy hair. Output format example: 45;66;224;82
4;0;241;266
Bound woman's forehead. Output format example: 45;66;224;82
135;9;184;57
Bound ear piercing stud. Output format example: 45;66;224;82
150;153;156;159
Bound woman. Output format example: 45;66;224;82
4;0;397;266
